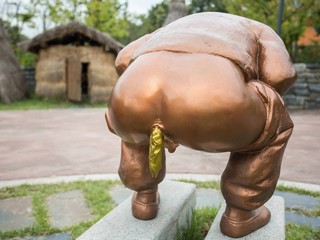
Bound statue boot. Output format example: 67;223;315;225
132;187;160;220
220;205;271;238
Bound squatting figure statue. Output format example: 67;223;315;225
105;12;296;238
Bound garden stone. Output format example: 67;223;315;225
286;212;320;228
10;233;71;240
109;185;133;205
294;63;306;72
196;188;222;209
46;190;93;228
274;191;320;210
309;84;320;92
0;196;34;231
294;88;310;96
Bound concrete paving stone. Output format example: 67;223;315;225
274;190;320;210
10;233;71;240
195;188;222;209
43;233;71;240
0;196;34;231
286;212;320;228
109;185;133;205
46;190;93;228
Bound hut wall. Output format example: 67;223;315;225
35;45;118;102
36;48;67;99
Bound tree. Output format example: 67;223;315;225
224;0;320;60
85;0;129;42
0;23;27;103
0;0;34;45
0;0;38;67
125;1;169;44
188;0;227;14
48;0;87;25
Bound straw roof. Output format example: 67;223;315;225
20;22;123;54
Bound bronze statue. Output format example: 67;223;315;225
105;12;296;238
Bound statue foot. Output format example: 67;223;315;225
131;188;160;220
220;205;271;238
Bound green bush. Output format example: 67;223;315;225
294;44;320;63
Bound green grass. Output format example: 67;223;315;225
175;208;320;240
277;184;320;198
286;206;320;218
286;223;320;240
0;95;106;110
178;179;220;190
1;180;319;239
0;180;118;239
179;180;320;198
176;207;218;240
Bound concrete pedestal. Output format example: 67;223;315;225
77;180;196;240
205;196;285;240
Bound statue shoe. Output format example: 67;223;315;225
220;205;271;238
131;188;160;220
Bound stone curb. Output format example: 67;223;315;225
205;196;285;240
77;180;196;240
1;173;320;192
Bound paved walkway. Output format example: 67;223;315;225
0;108;319;184
0;107;319;239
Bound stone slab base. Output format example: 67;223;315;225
77;180;196;240
205;196;285;240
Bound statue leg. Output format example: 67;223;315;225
118;140;166;220
220;81;294;238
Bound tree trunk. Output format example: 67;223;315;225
0;23;27;103
163;0;188;26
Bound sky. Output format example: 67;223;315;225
127;0;164;15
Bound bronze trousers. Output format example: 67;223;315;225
118;80;293;212
221;80;294;211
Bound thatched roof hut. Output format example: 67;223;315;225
20;22;123;103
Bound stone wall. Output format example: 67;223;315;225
284;64;320;109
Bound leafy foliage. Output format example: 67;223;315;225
125;1;168;44
85;0;129;42
188;0;227;14
223;0;320;61
1;0;320;64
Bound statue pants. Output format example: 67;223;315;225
221;80;294;211
118;80;293;212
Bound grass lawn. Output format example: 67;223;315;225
0;95;106;110
0;180;117;239
0;180;319;240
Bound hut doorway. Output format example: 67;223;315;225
66;59;90;102
81;63;89;101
